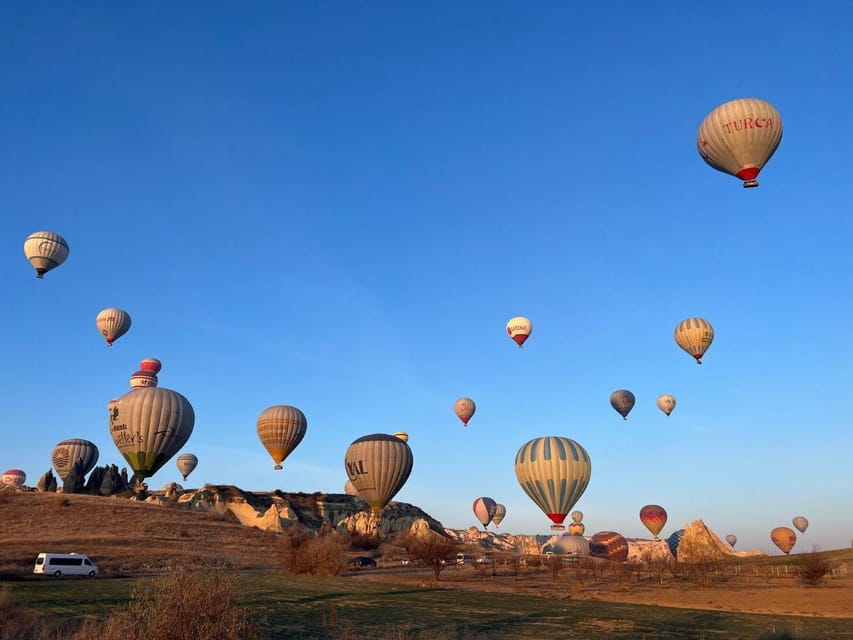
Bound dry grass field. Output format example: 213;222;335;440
2;488;851;629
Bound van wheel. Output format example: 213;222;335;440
88;570;96;578
53;570;62;577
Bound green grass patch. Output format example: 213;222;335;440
4;573;852;639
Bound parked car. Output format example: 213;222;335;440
350;556;377;568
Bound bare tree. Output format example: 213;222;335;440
397;532;459;581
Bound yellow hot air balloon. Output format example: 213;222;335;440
515;436;591;531
109;386;195;484
492;503;506;526
96;308;132;347
771;526;797;555
345;433;413;513
454;398;476;426
698;98;782;188
568;522;585;536
256;405;307;470
176;453;198;480
51;439;99;482
610;390;635;420
392;431;409;443
639;504;668;539
506;316;532;348
674;317;714;364
23;231;69;279
657;394;676;417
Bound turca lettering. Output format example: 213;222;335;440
722;117;773;134
346;460;367;478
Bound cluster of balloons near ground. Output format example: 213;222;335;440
16;97;787;535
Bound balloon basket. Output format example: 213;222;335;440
743;179;759;188
550;525;565;531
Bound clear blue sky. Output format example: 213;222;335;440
2;2;851;554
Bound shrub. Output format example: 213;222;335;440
800;547;832;586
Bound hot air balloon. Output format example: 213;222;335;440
555;533;590;556
1;469;26;487
771;526;797;555
109;386;195;484
176;453;198;480
454;398;476;426
697;98;782;188
515;436;591;531
792;516;809;534
657;394;676;417
589;531;628;562
639;504;668;539
161;482;183;492
473;497;497;529
610;390;635;420
726;534;738;548
344;433;413;513
571;510;583;523
674;318;714;364
344;479;359;496
96;308;132;347
568;522;586;536
667;529;686;559
24;231;69;279
506;316;532;348
392;431;409;443
492;503;506;527
130;369;158;389
51;439;99;481
139;358;162;374
256;405;307;470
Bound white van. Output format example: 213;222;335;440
33;553;98;578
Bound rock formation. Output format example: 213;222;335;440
36;469;57;492
675;519;762;563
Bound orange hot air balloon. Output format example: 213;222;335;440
639;504;668;539
454;398;476;426
568;522;585;536
256;405;307;470
771;526;797;555
589;531;628;562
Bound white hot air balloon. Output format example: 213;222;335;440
51;439;100;482
96;308;132;346
697;98;782;188
506;316;532;348
657;394;676;417
24;231;69;278
176;453;198;481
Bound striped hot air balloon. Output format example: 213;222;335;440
610;390;635;420
1;469;26;487
256;405;307;470
51;439;99;482
589;531;628;562
506;316;532;348
771;526;797;555
473;497;497;529
454;398;476;426
176;453;198;480
96;308;132;347
555;533;590;556
109;386;195;484
657;394;676;417
344;433;413;513
139;358;162;374
23;231;69;278
492;503;506;527
639;504;668;539
571;510;583;524
667;529;686;559
514;436;591;531
697;98;782;188
674;318;714;364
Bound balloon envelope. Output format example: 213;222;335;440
610;390;635;420
473;497;497;528
697;97;782;188
568;522;586;536
109;386;195;483
667;529;686;559
345;433;413;513
555;533;590;556
140;358;162;374
1;470;26;487
392;431;409;443
454;398;476;426
492;503;506;526
639;504;668;539
674;318;714;364
96;308;132;346
657;394;676;416
256;405;307;470
24;231;69;278
726;534;738;548
792;516;809;534
771;526;797;554
176;453;198;480
571;510;583;524
506;316;532;348
589;531;628;562
515;436;591;530
51;439;99;481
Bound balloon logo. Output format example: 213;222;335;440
51;439;99;482
639;504;668;539
344;433;413;513
610;390;635;420
674;318;714;364
473;497;497;529
256;405;308;470
454;398;476;426
697;98;783;188
771;526;797;555
96;308;132;347
657;394;676;417
515;436;591;531
24;231;69;278
506;316;532;348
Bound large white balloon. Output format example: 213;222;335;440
96;308;132;347
24;231;69;278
